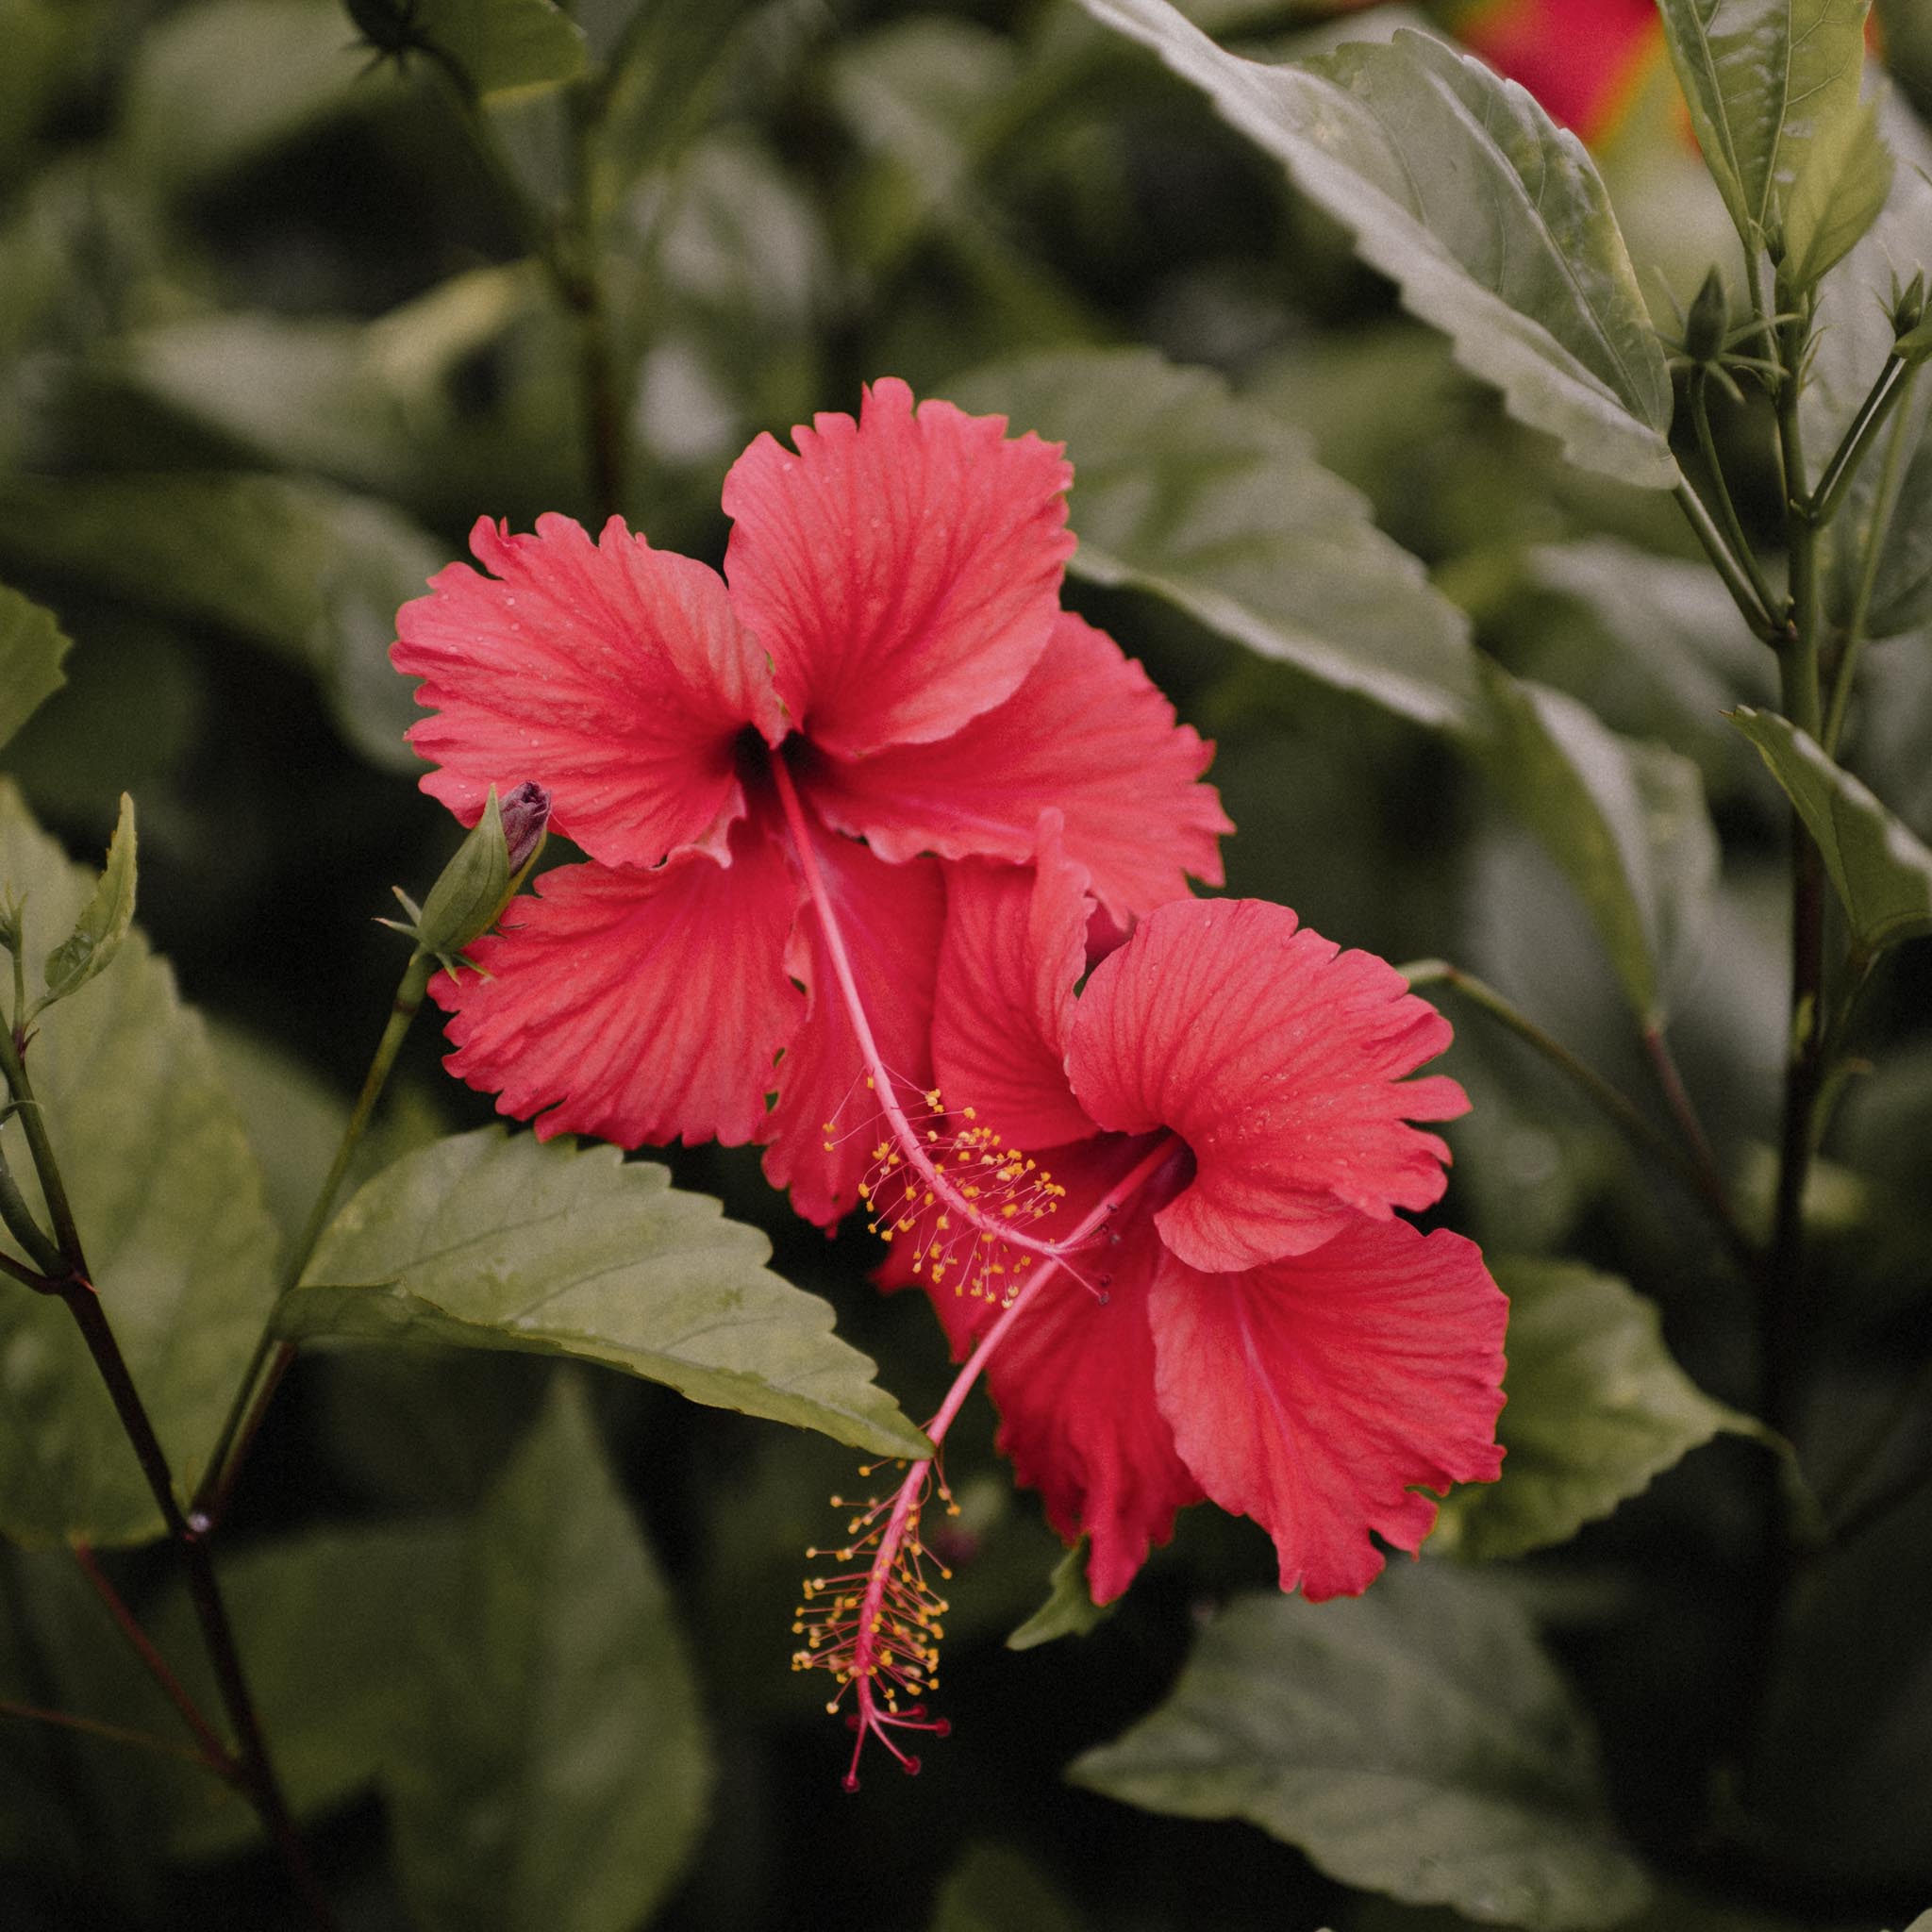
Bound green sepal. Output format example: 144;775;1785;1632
383;787;549;975
32;793;136;1019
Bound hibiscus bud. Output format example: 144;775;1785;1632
0;891;23;958
1684;267;1729;367
499;779;551;878
393;783;550;968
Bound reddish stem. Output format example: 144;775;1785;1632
72;1542;232;1775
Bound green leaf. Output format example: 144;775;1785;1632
38;791;136;1012
1729;707;1932;951
1654;0;1872;253
1071;1566;1652;1930
1432;1259;1761;1562
280;1125;931;1458
385;1379;711;1932
1074;2;1675;489
0;580;69;750
1779;98;1893;291
1007;1538;1112;1651
0;783;279;1546
949;347;1482;730
929;1843;1087;1932
1469;666;1720;1027
0;473;443;772
409;0;589;97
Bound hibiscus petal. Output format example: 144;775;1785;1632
722;378;1074;760
434;820;803;1148
760;821;946;1229
394;513;784;870
1068;899;1469;1270
917;1138;1204;1604
930;817;1100;1152
806;611;1231;923
1149;1216;1507;1602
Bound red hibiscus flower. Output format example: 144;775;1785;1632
1453;0;1662;143
391;379;1230;1224
879;822;1507;1607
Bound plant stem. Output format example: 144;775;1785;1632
0;1696;214;1773
1824;367;1921;756
1807;353;1909;528
425;50;625;522
1674;480;1779;641
0;1030;337;1926
0;1134;61;1276
1690;375;1780;622
1641;1024;1731;1217
1767;315;1827;1452
192;947;436;1529
1399;961;1755;1268
0;1024;84;1268
72;1541;232;1774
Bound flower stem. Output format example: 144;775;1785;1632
192;945;438;1530
1399;960;1755;1268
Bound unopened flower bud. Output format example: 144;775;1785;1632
1684;268;1729;366
387;782;550;970
499;780;551;878
0;891;23;958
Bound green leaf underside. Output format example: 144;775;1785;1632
1007;1537;1112;1650
0;784;279;1546
408;0;590;97
1071;1566;1651;1929
0;581;70;750
41;792;136;1009
386;1381;711;1932
283;1126;931;1458
1433;1259;1759;1561
1654;0;1871;251
1470;666;1719;1027
1730;708;1932;950
952;347;1481;730
1074;1;1675;489
0;473;444;772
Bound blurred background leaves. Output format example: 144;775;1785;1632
0;1;1929;1929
